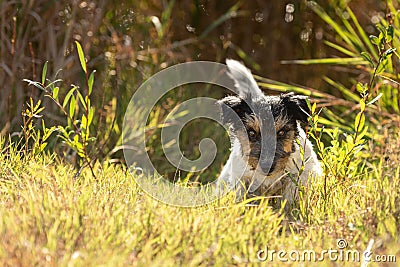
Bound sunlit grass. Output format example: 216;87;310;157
1;1;400;266
0;134;399;266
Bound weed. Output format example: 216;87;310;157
24;42;97;178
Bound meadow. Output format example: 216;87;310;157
0;132;399;266
1;1;399;266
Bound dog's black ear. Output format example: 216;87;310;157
281;94;310;123
217;96;251;125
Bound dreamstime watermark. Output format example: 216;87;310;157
122;61;276;207
256;239;397;263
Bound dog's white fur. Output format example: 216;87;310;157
217;60;323;202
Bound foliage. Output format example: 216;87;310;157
20;98;57;156
260;2;399;134
259;2;400;188
23;42;97;177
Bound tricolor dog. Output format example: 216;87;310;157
217;59;322;205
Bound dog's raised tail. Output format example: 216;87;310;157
226;59;263;99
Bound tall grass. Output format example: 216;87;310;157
1;130;399;266
266;1;400;131
0;1;399;265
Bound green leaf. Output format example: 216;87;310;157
359;99;366;112
81;115;87;130
75;41;87;74
63;87;76;108
311;102;317;114
378;31;386;48
346;134;354;145
386;25;394;43
361;52;374;68
317;136;324;151
42;125;57;142
88;106;95;127
53;87;59;100
69;95;76;118
87;137;96;142
377;24;386;35
88;70;96;95
354;112;365;132
370;35;379;45
42;61;48;85
39;143;47;152
376;58;388;75
358;125;369;140
354;113;361;131
313;114;318;124
86;97;91;109
76;90;86;109
229;42;261;71
356;83;368;94
57;127;70;140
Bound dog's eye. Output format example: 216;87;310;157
277;130;285;137
248;130;257;139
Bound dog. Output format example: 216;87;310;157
216;59;322;206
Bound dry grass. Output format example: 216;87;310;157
0;134;399;266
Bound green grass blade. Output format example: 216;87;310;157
308;2;354;49
161;0;175;29
281;57;367;65
322;107;347;124
324;41;357;57
229;42;261;71
323;76;361;102
341;14;365;52
199;1;243;39
255;75;336;98
257;83;328;99
317;116;353;132
346;7;379;60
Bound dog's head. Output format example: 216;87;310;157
219;60;309;176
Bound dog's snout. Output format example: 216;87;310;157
259;159;273;174
261;165;270;174
249;150;260;159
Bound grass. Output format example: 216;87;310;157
1;1;400;266
0;132;399;266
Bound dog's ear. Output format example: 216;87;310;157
217;96;251;125
281;94;310;123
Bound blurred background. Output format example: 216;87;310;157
0;0;396;182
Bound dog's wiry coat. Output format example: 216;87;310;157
217;59;322;203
